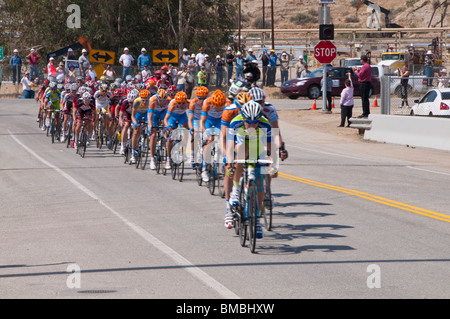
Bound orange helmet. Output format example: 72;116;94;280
196;86;209;98
146;79;156;86
211;90;226;108
175;91;188;104
156;88;167;100
235;92;253;107
139;89;150;99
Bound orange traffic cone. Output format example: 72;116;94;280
311;99;317;110
332;97;335;109
372;96;379;107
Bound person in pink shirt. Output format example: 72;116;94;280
353;55;372;118
338;73;354;127
26;48;40;80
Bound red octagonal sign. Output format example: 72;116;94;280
314;40;337;64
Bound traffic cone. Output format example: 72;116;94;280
332;97;335;109
372;96;379;107
311;99;317;110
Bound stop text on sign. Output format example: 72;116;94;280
314;40;337;64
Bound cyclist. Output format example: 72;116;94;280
148;88;170;170
145;78;158;96
129;89;151;164
119;89;139;155
227;101;272;238
61;83;79;142
220;91;252;228
94;83;113;143
188;86;209;167
107;88;124;148
199;89;231;182
36;79;49;123
43;82;62;139
163;91;190;169
73;92;95;150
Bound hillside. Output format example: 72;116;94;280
240;0;448;29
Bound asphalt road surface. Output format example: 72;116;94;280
1;98;450;301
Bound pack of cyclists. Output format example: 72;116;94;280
35;65;288;240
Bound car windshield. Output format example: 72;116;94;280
307;69;323;78
344;60;361;67
382;54;400;61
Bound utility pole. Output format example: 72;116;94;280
271;0;275;49
238;0;241;52
179;0;183;60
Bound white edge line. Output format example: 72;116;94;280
8;129;239;299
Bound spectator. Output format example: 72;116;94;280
66;48;77;61
295;56;306;78
46;57;57;78
187;54;198;73
137;48;151;71
181;48;190;68
424;50;434;87
185;66;195;98
243;60;261;85
103;64;116;83
196;47;206;68
399;65;410;108
353;54;372;118
300;65;311;78
245;48;256;63
214;55;224;87
204;55;212;87
55;62;66;82
10;49;22;84
176;65;187;92
280;51;290;84
260;49;270;87
268;49;277;87
119;47;134;80
85;64;97;81
197;66;207;87
67;65;77;82
26;48;40;80
78;49;90;79
235;51;244;81
225;47;235;85
141;65;151;80
21;71;34;99
338;73;354;127
435;68;449;89
320;71;332;113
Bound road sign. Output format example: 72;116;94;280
314;41;337;64
0;47;3;61
152;50;178;64
89;49;115;64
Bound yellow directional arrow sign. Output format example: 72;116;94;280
89;49;115;64
152;50;178;63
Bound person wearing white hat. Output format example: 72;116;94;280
214;55;224;87
424;50;435;86
235;51;244;81
10;49;22;84
280;51;290;84
137;48;151;71
245;48;256;63
226;47;235;85
119;47;134;80
436;68;449;89
78;48;90;79
46;57;57;78
26;48;41;80
181;48;190;67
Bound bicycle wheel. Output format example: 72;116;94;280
196;164;203;186
51;120;55;144
141;135;149;170
66;120;72;148
208;164;216;195
247;180;258;253
161;144;168;176
263;180;273;231
177;160;184;182
79;128;87;158
239;177;247;247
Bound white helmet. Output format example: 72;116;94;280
249;87;266;102
127;89;139;102
241;101;262;121
82;92;92;101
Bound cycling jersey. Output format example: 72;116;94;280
74;99;95;119
201;96;231;132
45;90;61;110
188;97;206;120
133;97;149;114
221;103;240;127
166;99;189;129
94;90;112;110
261;102;278;123
120;100;133;122
149;94;169;127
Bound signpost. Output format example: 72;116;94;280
152;50;178;64
0;46;3;62
89;49;115;65
314;40;337;64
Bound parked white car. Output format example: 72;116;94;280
410;88;450;116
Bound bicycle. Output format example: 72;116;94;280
48;109;61;144
76;117;90;158
232;158;272;253
169;126;187;182
262;173;273;231
204;127;224;196
135;119;150;170
65;113;74;149
192;129;204;186
96;110;107;149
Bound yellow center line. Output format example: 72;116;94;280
278;172;450;223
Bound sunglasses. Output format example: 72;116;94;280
244;120;260;124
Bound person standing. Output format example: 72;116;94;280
245;48;256;63
78;49;90;79
66;48;77;61
26;48;40;80
185;66;195;99
295;56;306;78
21;71;34;99
46;57;57;79
197;66;207;87
260;49;270;87
279;51;290;84
10;49;22;85
338;73;354;127
399;65;410;108
235;51;244;81
176;65;187;92
137;48;152;71
196;47;206;68
225;47;235;85
268;49;277;87
204;54;212;87
181;48;190;68
214;55;224;87
353;55;372;118
119;47;134;80
424;50;434;87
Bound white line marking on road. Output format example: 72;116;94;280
8;130;239;299
406;165;450;177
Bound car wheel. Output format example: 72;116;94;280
428;112;433;116
410;110;415;116
308;85;321;100
288;95;299;100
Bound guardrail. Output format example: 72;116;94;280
349;117;372;135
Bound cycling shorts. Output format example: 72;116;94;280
47;102;60;111
76;109;93;120
132;112;148;128
167;113;188;129
150;109;167;127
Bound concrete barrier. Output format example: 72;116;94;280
364;114;450;152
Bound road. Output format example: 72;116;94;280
1;98;450;301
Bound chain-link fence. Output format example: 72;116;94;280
382;75;450;115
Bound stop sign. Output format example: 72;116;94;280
314;41;337;64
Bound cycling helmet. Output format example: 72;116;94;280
100;83;108;91
43;79;50;85
249;87;266;102
99;75;107;82
109;83;117;91
235;92;253;107
156;88;167;100
49;82;57;89
241;101;263;121
126;75;133;82
139;89;150;99
71;83;78;91
211;90;226;108
127;89;139;102
114;88;122;97
146;79;156;87
64;83;71;91
175;91;188;104
196;86;209;98
82;92;92;101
